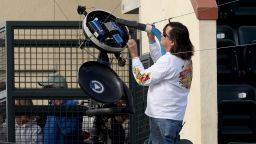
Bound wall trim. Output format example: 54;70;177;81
190;0;218;20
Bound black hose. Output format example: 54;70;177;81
116;18;147;31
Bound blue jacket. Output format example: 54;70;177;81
43;100;82;144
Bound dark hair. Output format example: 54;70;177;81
163;22;194;60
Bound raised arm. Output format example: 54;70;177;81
127;39;171;86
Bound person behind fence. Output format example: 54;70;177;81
15;100;43;144
38;73;82;144
0;100;43;143
127;21;194;144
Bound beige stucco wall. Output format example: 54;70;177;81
121;0;140;14
0;0;137;21
139;0;217;144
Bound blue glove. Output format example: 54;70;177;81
151;27;166;55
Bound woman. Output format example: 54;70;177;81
127;21;194;144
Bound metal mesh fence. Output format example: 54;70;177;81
12;28;129;89
0;29;6;87
129;54;152;144
0;21;131;144
0;27;7;142
8;98;130;144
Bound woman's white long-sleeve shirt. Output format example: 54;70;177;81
132;42;193;120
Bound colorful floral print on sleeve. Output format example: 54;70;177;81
133;67;150;85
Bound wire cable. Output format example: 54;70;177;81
55;0;70;21
70;0;245;61
103;1;122;23
152;0;239;24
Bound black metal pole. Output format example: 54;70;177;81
6;21;15;142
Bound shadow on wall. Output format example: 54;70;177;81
143;139;193;144
0;82;5;91
177;139;193;144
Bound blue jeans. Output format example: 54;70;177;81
146;117;182;144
